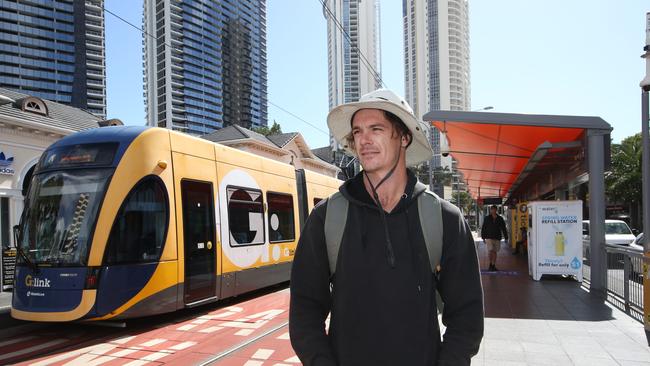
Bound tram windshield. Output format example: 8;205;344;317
17;169;112;266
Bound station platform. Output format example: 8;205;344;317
3;240;650;365
474;240;650;365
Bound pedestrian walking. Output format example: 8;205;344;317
481;205;508;271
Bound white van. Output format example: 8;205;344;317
582;219;636;259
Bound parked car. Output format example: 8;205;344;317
630;233;646;276
582;220;636;261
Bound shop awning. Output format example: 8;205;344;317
423;110;612;202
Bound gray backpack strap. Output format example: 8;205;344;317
417;186;443;274
324;192;348;276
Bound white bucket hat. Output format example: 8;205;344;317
327;89;433;167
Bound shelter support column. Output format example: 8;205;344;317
640;11;650;346
587;130;607;298
642;86;650;346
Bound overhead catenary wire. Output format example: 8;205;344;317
102;5;329;137
317;0;386;89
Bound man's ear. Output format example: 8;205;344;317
401;135;410;147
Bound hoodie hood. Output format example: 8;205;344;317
339;168;427;213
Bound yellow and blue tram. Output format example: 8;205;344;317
11;126;341;321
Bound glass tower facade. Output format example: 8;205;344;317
403;0;470;169
324;0;381;149
0;0;106;118
143;0;267;135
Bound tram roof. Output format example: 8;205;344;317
423;110;612;204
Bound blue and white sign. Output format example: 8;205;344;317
528;201;583;282
0;150;15;175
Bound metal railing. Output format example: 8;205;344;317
582;245;647;322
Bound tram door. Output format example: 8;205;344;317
172;149;219;306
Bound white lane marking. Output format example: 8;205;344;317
243;361;264;366
28;345;100;366
122;348;172;366
252;348;274;360
177;323;197;331
122;360;148;366
62;353;115;366
54;343;117;366
284;355;301;363
0;338;69;363
192;318;210;324
110;336;135;345
108;348;139;357
222;321;259;329
138;338;167;347
235;329;255;336
245;309;285;320
0;336;36;347
199;326;223;333
276;332;290;340
226;306;243;312
200;311;237;319
169;341;196;350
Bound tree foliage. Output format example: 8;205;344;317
605;133;641;204
253;120;283;136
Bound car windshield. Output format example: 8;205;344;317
605;222;632;235
17;169;112;266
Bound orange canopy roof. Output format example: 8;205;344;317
424;111;611;201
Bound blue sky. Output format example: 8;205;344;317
106;0;650;149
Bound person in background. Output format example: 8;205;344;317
481;205;508;271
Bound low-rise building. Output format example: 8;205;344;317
0;88;111;252
202;125;339;178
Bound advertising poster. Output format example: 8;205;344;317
529;201;583;281
2;247;16;290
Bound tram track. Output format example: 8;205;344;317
197;320;290;365
0;287;295;365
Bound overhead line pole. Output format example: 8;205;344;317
639;11;650;347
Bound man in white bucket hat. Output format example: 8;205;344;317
290;89;483;365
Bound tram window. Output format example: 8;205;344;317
227;187;264;246
313;198;323;206
267;192;295;243
105;177;168;264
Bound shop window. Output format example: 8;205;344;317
105;177;168;264
227;186;264;246
267;192;295;243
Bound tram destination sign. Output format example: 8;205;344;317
2;248;16;290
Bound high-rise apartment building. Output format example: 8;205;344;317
143;0;267;135
0;0;106;118
403;0;470;168
323;0;381;149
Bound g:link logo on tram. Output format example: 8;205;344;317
25;275;51;288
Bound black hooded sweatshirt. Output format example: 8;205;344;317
289;170;484;366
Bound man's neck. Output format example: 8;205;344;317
363;168;408;212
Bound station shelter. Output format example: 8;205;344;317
423;109;650;342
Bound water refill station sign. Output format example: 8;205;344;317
527;201;583;281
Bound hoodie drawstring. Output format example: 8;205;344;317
363;147;402;268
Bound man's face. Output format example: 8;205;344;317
490;207;497;216
351;109;404;174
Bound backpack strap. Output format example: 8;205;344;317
416;182;443;274
324;192;348;276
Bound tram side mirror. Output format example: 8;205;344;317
632;228;639;236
